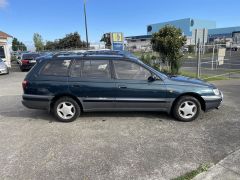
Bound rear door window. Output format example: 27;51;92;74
70;60;81;77
82;60;111;79
41;60;71;76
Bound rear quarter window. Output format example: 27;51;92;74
40;60;71;76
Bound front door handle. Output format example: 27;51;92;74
118;85;127;89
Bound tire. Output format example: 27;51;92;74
52;97;81;122
172;96;201;122
20;66;24;72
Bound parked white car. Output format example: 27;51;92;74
0;43;11;68
0;58;9;75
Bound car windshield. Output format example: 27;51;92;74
136;58;169;79
22;53;40;60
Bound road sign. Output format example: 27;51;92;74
112;33;123;42
112;42;124;51
111;32;124;51
218;48;226;65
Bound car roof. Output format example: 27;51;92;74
38;50;140;62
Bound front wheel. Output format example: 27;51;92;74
53;97;80;122
172;96;201;122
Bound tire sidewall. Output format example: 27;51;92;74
173;96;201;122
20;66;24;72
53;97;80;122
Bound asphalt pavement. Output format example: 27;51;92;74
0;72;240;180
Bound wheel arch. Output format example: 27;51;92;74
171;92;206;113
50;94;83;112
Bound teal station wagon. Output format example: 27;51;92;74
22;51;223;122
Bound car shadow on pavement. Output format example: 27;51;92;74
0;110;55;123
0;109;173;123
79;111;174;122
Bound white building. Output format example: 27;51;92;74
90;42;106;50
125;35;152;52
0;31;12;68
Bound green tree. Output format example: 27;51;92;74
144;54;152;66
100;33;111;49
12;38;27;51
33;33;44;52
151;25;187;74
45;41;57;50
44;32;88;50
12;38;18;51
19;42;27;51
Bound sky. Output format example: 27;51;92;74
0;0;240;48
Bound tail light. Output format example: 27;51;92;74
22;80;29;89
21;60;29;64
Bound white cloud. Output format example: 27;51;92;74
0;0;8;8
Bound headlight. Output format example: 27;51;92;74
213;89;220;96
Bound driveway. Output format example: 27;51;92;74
0;72;240;180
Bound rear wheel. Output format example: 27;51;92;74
53;97;80;122
172;96;201;122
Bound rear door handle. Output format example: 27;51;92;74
118;85;127;89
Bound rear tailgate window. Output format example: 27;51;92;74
22;53;40;60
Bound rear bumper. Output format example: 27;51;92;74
202;92;223;111
20;64;35;70
22;94;53;110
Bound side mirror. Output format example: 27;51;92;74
148;75;157;82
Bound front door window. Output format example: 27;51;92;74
113;61;151;80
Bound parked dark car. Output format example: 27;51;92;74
22;51;223;122
18;53;40;71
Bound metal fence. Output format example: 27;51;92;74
181;44;240;80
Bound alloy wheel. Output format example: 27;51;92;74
178;100;197;119
56;102;76;120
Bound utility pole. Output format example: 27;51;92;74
84;0;89;49
196;38;201;78
211;44;215;70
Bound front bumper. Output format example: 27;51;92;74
202;91;223;111
0;68;8;74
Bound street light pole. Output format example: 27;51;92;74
84;0;89;49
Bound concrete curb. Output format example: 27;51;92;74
193;149;240;180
